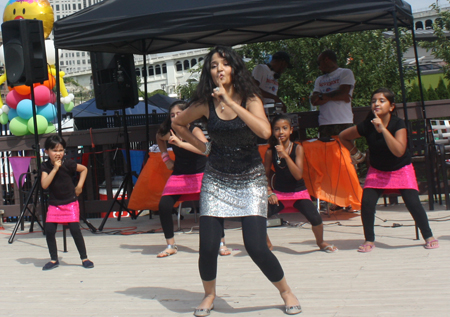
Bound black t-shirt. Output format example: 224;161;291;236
41;159;78;206
172;125;207;175
357;115;411;171
272;143;306;192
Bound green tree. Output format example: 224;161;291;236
436;77;450;99
408;82;421;102
420;2;450;80
241;29;414;113
176;81;198;101
427;85;438;100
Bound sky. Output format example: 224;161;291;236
0;0;442;23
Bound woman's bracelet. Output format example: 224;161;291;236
202;141;212;156
162;156;171;163
268;193;276;198
161;151;169;158
351;149;365;164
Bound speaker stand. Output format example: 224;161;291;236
98;106;139;231
9;85;46;244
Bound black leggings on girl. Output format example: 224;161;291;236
45;222;87;261
268;199;322;226
199;216;284;282
361;188;433;242
159;194;225;240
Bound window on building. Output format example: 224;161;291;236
425;19;433;29
82;52;85;56
76;52;80;57
162;63;167;74
60;61;64;66
77;60;81;64
415;21;424;30
73;4;76;10
191;59;197;67
135;68;141;77
176;61;182;72
155;65;161;75
184;60;190;70
57;15;60;20
148;66;154;76
199;57;204;63
82;60;86;64
78;3;81;9
56;4;60;10
141;67;147;77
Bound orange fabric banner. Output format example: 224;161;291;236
128;141;362;211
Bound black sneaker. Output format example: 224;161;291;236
82;259;94;268
42;261;59;271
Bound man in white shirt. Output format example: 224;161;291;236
252;51;292;113
310;50;355;138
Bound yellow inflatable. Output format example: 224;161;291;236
3;0;54;39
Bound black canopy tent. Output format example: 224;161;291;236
52;0;426;142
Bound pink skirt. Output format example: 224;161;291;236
162;173;203;196
46;200;80;224
273;189;311;201
364;164;419;191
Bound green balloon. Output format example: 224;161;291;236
9;117;29;136
0;112;8;125
64;102;74;112
27;115;48;135
45;122;57;134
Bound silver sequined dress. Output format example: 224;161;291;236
200;100;268;218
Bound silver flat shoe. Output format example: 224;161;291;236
285;304;302;315
193;304;214;317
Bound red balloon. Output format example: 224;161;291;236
34;85;51;106
6;90;30;109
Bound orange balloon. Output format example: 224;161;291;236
14;85;31;95
42;73;56;90
7;86;13;91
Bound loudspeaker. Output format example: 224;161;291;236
1;19;48;87
90;52;139;110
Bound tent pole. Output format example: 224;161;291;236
411;28;427;120
55;45;62;137
143;48;150;155
392;10;409;125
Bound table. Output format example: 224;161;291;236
128;141;362;211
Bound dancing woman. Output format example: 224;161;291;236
172;46;301;316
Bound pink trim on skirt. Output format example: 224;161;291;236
46;200;80;223
162;173;203;196
273;189;311;201
364;164;419;191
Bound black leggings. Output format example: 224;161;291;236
159;195;225;240
45;222;87;261
268;199;322;226
361;188;433;242
199;216;284;282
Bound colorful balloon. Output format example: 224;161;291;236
37;102;56;122
3;0;54;39
16;99;35;120
13;85;31;96
45;122;56;134
0;113;9;125
6;90;29;109
8;108;18;121
34;85;51;106
64;102;75;112
27;115;48;134
9;117;29;136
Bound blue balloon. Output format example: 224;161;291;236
16;99;35;120
37;103;57;122
8;108;18;121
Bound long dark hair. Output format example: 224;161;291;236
157;101;188;136
268;114;293;150
44;135;66;150
189;46;262;107
366;87;397;120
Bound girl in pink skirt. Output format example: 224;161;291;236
41;135;93;270
340;88;438;252
265;114;337;253
156;101;230;258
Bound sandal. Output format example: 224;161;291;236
157;244;178;258
357;243;375;253
424;239;439;249
219;241;231;256
320;244;338;253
